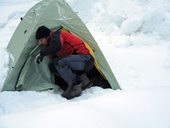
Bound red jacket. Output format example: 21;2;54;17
56;31;90;57
40;30;90;57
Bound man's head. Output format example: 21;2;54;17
36;26;51;45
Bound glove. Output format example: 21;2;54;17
35;53;44;64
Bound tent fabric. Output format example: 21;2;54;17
2;0;120;92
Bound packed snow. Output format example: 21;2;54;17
0;0;170;128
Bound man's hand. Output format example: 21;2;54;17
35;53;44;64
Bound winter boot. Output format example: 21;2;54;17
79;73;93;90
61;85;72;98
61;83;82;99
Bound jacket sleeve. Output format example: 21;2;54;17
40;33;62;56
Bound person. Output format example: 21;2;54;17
35;26;94;99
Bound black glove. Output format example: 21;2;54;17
35;53;44;64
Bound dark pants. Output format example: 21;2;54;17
49;54;94;87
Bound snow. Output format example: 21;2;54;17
1;87;170;128
0;0;170;128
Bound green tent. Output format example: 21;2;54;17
2;0;120;92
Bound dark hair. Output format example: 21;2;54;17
36;26;51;39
